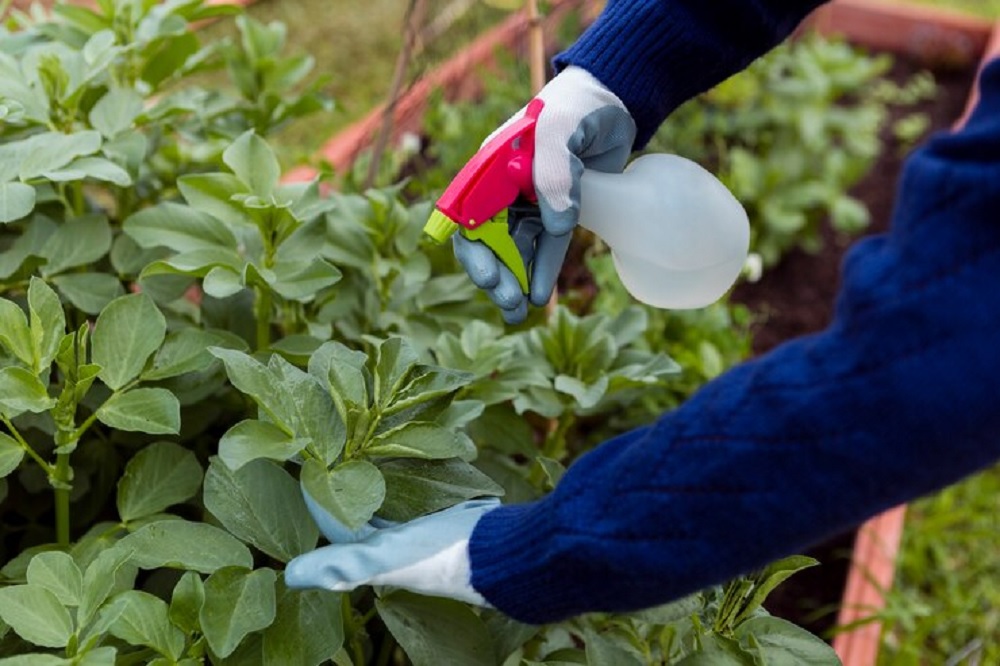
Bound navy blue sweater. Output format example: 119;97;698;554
469;0;1000;623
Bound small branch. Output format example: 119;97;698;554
1;414;53;476
254;287;273;351
54;453;71;546
526;0;546;95
418;0;477;48
364;0;428;190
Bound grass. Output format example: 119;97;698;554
874;0;1000;18
196;0;511;164
877;465;1000;665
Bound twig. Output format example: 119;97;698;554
418;0;477;48
364;0;428;190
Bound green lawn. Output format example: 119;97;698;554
197;0;510;163
877;466;1000;665
879;0;1000;18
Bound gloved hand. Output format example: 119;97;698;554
285;492;501;606
454;65;636;324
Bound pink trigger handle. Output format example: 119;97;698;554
434;98;543;230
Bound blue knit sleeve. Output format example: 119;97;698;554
469;59;1000;624
554;0;828;145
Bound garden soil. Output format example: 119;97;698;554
729;57;977;638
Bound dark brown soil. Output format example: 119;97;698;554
731;58;977;637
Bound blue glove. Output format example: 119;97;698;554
454;65;636;324
285;493;501;606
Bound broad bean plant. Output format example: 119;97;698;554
0;1;841;664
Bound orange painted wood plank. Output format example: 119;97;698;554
809;0;993;67
833;505;907;666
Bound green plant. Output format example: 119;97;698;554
647;33;935;268
0;1;840;664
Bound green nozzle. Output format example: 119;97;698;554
424;209;458;244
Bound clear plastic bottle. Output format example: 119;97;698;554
578;154;749;309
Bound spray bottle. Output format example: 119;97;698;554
423;99;750;309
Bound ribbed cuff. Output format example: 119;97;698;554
554;1;687;147
467;499;568;625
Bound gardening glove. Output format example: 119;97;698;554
453;65;636;324
285;494;501;606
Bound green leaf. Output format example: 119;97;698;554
103;590;185;660
143;328;246;381
308;341;369;423
301;459;385;531
223;131;280;198
384;367;471;417
117;441;203;522
204;458;318;562
0;584;74;648
0;367;56;417
674;633;755;666
18;131;102;180
210;348;345;464
42;157;132;187
378;458;503;522
27;277;65;373
89;87;144;138
365;422;470;460
169;572;205;636
92;293;166;390
266;354;344;463
200;566;277;659
270;257;342;302
218;419;307;470
208;347;273;406
374;337;418;406
263;586;343;666
124;202;239;253
0;298;31;364
0;215;54;280
0;432;24;477
584;630;645;666
51;273;124;315
202;265;244;298
734;555;819;626
0;182;35;223
119;520;253;573
0;654;70;665
141;248;243;277
177;173;253;228
554;375;608;410
78;546;134;630
26;551;82;608
736;616;840;665
376;591;494;666
97;388;180;435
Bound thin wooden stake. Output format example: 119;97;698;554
365;0;427;190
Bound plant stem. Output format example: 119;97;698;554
529;411;575;488
375;634;396;666
341;594;368;666
1;414;54;476
54;452;71;546
541;411;574;461
255;286;272;350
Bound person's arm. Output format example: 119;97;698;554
556;0;829;146
468;58;1000;623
